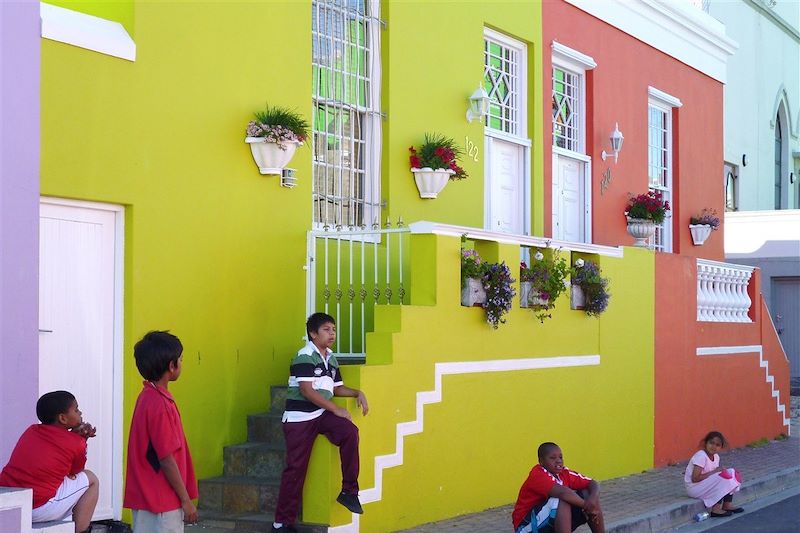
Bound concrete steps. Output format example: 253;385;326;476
197;386;326;530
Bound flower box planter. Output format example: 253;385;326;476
570;284;586;310
689;224;713;246
528;289;550;307
245;137;301;175
412;167;455;199
626;216;656;248
519;281;532;308
461;277;486;307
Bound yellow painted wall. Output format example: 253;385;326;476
305;235;655;531
45;0;135;35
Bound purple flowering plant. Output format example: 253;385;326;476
481;261;516;329
461;248;484;287
571;259;610;317
521;248;570;322
690;208;720;230
246;104;310;151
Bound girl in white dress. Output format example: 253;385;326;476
684;431;743;517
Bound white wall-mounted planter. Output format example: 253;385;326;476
245;137;301;175
519;281;533;308
461;277;486;307
412;167;455;199
626;216;656;248
570;284;586;310
689;224;713;246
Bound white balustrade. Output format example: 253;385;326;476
696;259;755;322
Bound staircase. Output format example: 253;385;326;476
198;386;327;532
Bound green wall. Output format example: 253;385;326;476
45;0;135;35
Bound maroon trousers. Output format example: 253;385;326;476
274;411;360;524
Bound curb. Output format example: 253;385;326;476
605;465;800;532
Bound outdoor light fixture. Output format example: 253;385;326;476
466;86;491;123
601;123;625;163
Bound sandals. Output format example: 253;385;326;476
710;510;733;518
725;507;744;514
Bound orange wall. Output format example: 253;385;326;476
542;0;725;259
654;255;790;466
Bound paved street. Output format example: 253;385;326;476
704;493;800;533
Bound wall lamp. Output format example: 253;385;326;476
601;122;625;163
466;86;491;123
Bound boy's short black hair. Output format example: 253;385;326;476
537;441;560;459
134;330;183;381
36;390;76;424
306;312;335;338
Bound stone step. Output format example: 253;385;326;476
198;510;327;533
224;442;286;478
199;476;280;515
270;385;287;413
247;412;285;445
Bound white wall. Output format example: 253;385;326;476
708;0;800;210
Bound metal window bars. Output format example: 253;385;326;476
484;36;519;135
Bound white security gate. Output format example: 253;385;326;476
39;198;124;520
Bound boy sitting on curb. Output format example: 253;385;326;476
0;391;99;533
124;330;198;532
513;442;605;533
272;313;369;532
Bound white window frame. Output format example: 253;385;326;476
311;0;382;231
482;28;531;234
648;86;682;252
551;41;595;156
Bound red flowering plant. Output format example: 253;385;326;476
409;133;468;180
625;190;670;224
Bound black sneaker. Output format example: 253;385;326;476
336;491;364;514
272;525;298;532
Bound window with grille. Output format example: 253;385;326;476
552;67;581;152
724;162;738;212
312;0;382;228
484;33;522;136
648;102;672;252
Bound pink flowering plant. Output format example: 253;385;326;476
521;248;570;322
571;259;610;317
461;248;483;287
690;208;720;230
246;104;310;150
409;133;468;180
625;190;670;224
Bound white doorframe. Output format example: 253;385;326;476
40;196;125;520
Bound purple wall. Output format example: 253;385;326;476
0;508;21;531
0;0;40;466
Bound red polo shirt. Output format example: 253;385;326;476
512;464;593;528
123;381;197;513
0;424;87;508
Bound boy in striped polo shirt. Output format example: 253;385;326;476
272;313;369;533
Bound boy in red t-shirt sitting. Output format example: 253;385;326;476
0;391;99;533
512;442;605;533
124;330;198;532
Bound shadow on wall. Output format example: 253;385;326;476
727;239;800;261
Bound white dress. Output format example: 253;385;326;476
684;450;741;508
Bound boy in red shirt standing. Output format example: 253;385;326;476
124;330;197;532
512;442;605;533
0;390;99;532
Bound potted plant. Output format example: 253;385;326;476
482;261;515;329
409;133;468;199
624;190;670;247
523;248;570;322
689;208;720;246
461;248;486;307
570;258;610;316
245;104;310;175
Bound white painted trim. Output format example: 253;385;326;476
408;221;624;257
648;86;683;109
329;355;601;532
485;129;532;147
40;2;135;61
564;0;737;83
0;487;33;533
696;345;790;428
553;146;591;163
696;258;757;273
39;196;125;520
552;41;597;70
483;28;528;138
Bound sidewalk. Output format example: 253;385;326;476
398;398;800;533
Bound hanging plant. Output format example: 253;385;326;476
571;259;611;317
481;261;515;329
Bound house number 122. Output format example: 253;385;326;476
465;137;479;162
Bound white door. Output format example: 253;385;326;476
39;198;123;520
552;153;588;243
773;277;800;379
487;136;525;234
